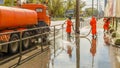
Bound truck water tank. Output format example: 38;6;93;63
0;6;37;30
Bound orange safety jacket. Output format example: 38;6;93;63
103;21;110;30
66;19;72;33
90;17;97;35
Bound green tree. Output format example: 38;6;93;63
4;0;12;6
66;0;75;10
38;0;44;3
27;0;35;3
4;0;18;6
85;8;98;17
47;0;86;18
47;0;65;17
3;0;86;18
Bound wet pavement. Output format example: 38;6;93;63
49;29;111;68
48;19;118;68
1;19;120;68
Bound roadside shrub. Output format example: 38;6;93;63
112;32;116;38
109;28;114;33
115;39;120;45
109;26;111;29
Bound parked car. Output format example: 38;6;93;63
80;17;84;22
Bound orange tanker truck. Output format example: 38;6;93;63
0;4;50;54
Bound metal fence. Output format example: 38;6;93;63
0;21;91;67
0;23;65;66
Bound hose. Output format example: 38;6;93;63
79;28;92;38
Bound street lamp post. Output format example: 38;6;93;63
75;0;80;68
92;0;94;16
97;0;99;19
76;0;80;34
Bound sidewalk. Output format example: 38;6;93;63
89;19;120;68
97;18;120;68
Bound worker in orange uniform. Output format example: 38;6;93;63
66;17;73;39
103;18;111;33
103;18;107;32
90;16;97;38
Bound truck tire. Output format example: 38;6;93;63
37;21;50;45
22;32;30;50
8;34;19;54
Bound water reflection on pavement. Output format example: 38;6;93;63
14;28;120;68
49;29;112;68
15;29;119;68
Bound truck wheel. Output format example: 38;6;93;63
22;32;30;50
8;34;19;54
